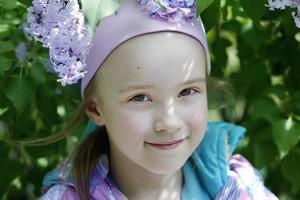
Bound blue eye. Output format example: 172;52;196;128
179;88;198;97
129;94;151;102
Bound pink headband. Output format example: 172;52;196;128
82;0;210;97
25;0;210;98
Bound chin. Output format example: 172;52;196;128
141;156;189;175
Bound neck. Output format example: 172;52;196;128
109;143;183;200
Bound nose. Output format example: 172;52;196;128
154;100;183;133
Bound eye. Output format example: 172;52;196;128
129;94;151;102
179;88;199;97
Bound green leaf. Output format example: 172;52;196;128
2;75;35;112
0;142;21;197
80;0;121;35
272;117;300;158
281;151;300;191
241;26;265;51
0;24;11;39
212;37;231;70
230;0;244;17
240;0;266;22
0;41;15;53
35;87;60;125
2;0;18;10
292;92;300;115
251;97;281;123
30;62;46;84
0;56;13;73
254;140;278;168
287;58;300;91
201;0;220;31
0;92;14;120
18;0;32;6
0;107;9;117
197;0;215;14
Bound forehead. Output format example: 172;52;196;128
96;32;207;90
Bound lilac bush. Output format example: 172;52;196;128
267;0;300;28
24;0;91;86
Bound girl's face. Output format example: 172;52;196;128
89;32;207;174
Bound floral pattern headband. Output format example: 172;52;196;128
138;0;196;23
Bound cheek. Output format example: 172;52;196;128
123;115;148;137
191;104;207;125
107;109;152;162
106;107;151;145
187;97;208;140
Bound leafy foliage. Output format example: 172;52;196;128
81;0;120;35
0;0;300;199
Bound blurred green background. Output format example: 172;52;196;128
0;0;300;199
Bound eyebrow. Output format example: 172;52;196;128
118;77;206;93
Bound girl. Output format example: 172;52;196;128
26;0;279;199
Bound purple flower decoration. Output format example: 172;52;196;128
267;0;300;28
24;0;92;86
137;0;196;24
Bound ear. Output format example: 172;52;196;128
85;97;105;126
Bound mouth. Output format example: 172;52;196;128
146;139;185;150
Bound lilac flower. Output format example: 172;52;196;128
292;10;300;27
137;0;196;24
24;0;91;86
267;0;300;28
16;42;27;62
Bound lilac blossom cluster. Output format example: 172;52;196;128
267;0;300;28
137;0;196;24
24;0;91;86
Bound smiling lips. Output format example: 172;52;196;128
146;139;185;150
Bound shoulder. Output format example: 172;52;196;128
185;121;278;199
215;154;279;200
40;154;127;200
38;185;79;200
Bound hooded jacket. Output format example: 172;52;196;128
39;121;278;200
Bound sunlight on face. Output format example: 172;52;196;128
93;32;208;174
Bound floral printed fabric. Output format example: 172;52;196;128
40;154;127;200
215;154;278;200
39;153;278;200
